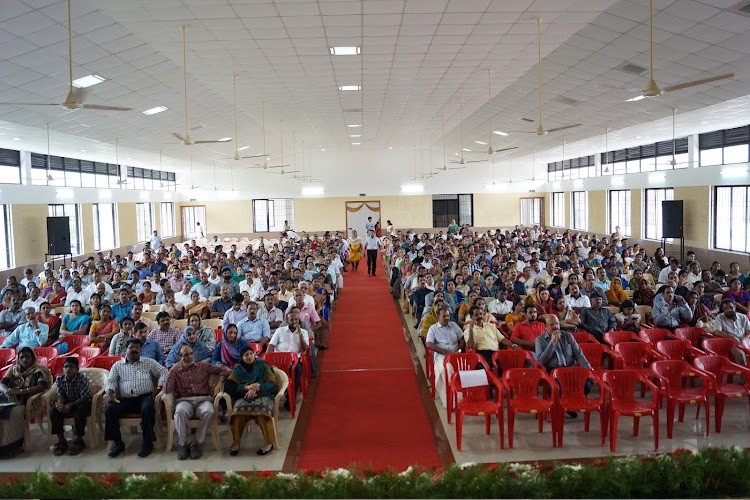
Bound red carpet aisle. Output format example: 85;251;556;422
296;267;442;471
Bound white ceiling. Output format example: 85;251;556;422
0;0;748;197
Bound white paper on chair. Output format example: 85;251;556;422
458;369;488;388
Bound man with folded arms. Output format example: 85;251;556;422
104;338;167;458
164;344;229;460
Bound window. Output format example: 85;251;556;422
252;199;294;232
0;148;21;185
93;203;118;251
0;205;12;269
432;194;473;227
48;204;81;255
699;125;750;167
714;186;750;253
181;206;206;238
571;191;588;231
601;137;688;175
520;198;542;226
136;203;153;243
608;190;631;236
160;202;175;237
644;188;674;240
551;192;564;227
547;155;596;181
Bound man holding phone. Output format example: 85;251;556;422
652;285;692;330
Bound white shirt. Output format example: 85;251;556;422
150;234;162;250
363;236;381;250
565;294;591;309
174;291;193;307
487;299;513;315
715;313;750;341
287;230;301;243
65;289;87;307
658;266;679;284
22;297;46;312
269;325;309;354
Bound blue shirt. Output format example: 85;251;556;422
237;316;271;343
140;338;165;365
0;322;49;350
111;301;134;323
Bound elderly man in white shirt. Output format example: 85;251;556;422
425;306;466;406
267;307;309;394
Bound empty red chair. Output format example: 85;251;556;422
262;351;299;418
572;332;598;344
579;342;621;373
655;339;703;361
491;349;539;376
33;347;58;360
651;360;711;438
444;353;491;424
615;342;664;396
0;348;16;367
58;334;90;350
503;368;559;448
450;369;504;451
701;337;750;367
603;330;645;348
639;328;674;346
693;355;750;433
552;367;607;447
68;346;101;359
602;370;660;452
90;355;123;370
425;347;435;398
675;327;712;350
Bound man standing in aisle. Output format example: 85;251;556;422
363;229;382;276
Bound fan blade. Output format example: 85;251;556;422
508;130;538;134
663;72;734;94
241;153;270;158
494;146;518;153
81;104;133;111
464;159;487;164
546;124;581;133
172;133;187;142
0;102;59;106
193;139;231;144
266;164;291;169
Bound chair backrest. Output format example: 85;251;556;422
651;360;692;389
54;306;68;317
36;356;49;367
602;370;641;401
173;319;188;330
141;311;158;321
639;328;672;346
271;367;289;412
79;367;109;394
552;366;595;397
572;332;597;344
635;305;653;320
491;350;535;373
202;319;222;329
90;355;123;370
605;306;620;315
247;342;264;355
693;355;730;381
63;335;91;349
450;370;491;403
503;368;550;398
33;347;59;360
263;352;298;373
445;352;489;373
0;348;16;366
614;342;651;368
674;327;707;348
71;346;102;359
214;328;223;343
655;339;693;361
604;330;641;347
701;338;736;358
49;356;89;377
578;343;610;370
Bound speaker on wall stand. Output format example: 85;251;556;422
661;200;685;264
46;216;71;268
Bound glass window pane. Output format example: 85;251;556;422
724;145;749;165
700;148;722;167
0;165;20;184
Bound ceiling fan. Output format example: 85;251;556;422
294;142;320;182
44;123;55;182
0;0;132;112
450;98;488;166
436;115;465;172
172;26;231;145
512;17;581;136
175;156;200;189
113;139;127;186
267;121;298;175
484;68;518;156
224;86;270;161
625;0;734;102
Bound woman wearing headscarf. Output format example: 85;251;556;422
633;278;655;306
186;313;216;350
211;324;242;368
226;346;279;456
606;277;628;307
165;327;213;367
0;347;53;457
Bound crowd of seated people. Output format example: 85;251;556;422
0;230;350;459
388;224;750;407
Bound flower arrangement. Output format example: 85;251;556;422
2;447;749;499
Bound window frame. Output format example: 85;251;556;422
0;205;13;269
608;190;631;236
643;188;675;241
551;192;565;227
571;191;588;231
160;202;175;237
136;202;154;243
713;185;750;254
93;203;118;251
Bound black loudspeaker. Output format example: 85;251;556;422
661;200;684;239
47;217;71;255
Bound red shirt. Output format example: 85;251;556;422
511;321;546;348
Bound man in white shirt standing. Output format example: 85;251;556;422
363;230;382;277
365;216;376;234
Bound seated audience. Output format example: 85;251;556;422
165;328;212;368
713;298;750;365
1;307;48;349
652;285;692;330
578;291;616;342
50;356;92;456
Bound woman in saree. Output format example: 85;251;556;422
226;346;279;456
88;304;120;350
59;300;92;341
212;324;242;368
348;230;363;271
0;347;53;458
46;281;67;307
606;277;629;307
84;293;101;322
187;291;211;320
138;281;157;306
36;302;61;346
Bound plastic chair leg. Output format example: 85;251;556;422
678;403;685;422
666;400;675;439
508;410;515;449
633;415;640;436
456;411;463;451
610;413;619;452
715;395;726;433
653;413;659;452
484;415;491;435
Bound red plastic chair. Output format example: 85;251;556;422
35;356;49;368
614;342;665;396
693;355;750;433
262;351;299;418
552;367;607;447
701;338;750;368
602;370;660;452
48;356;89;377
579;342;621;374
89;355;123;370
450;369;504;451
639;328;675;346
57;334;90;350
651;360;711;438
491;349;539;376
0;348;16;367
503;368;559;448
33;347;59;360
298;350;312;398
425;347;435;398
572;332;598;344
675;327;712;350
655;339;703;361
0;364;11;379
214;328;223;344
247;342;264;355
444;353;491;424
603;330;646;348
68;346;102;359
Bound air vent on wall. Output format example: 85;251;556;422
733;0;750;17
552;96;580;106
616;62;648;75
